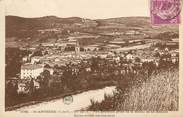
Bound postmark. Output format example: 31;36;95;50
151;0;181;24
63;95;73;105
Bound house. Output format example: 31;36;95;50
171;52;179;57
99;54;108;59
21;64;44;79
71;66;79;75
165;47;169;52
105;44;121;50
126;53;134;60
171;51;179;64
17;79;40;94
31;56;41;64
171;38;179;43
108;40;126;46
83;45;99;52
125;30;140;35
85;67;92;72
108;52;115;57
55;58;60;62
41;43;55;47
22;56;29;62
17;82;29;94
154;48;159;52
171;57;179;64
113;56;120;62
141;58;154;62
165;42;179;49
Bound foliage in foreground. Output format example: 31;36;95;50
88;67;179;112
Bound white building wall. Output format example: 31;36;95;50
21;67;44;79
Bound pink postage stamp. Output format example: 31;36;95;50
151;0;181;24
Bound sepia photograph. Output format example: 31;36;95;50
3;0;181;115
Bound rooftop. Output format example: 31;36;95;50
109;41;126;44
21;64;43;70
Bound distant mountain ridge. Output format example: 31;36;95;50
6;16;179;46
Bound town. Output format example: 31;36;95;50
5;35;179;109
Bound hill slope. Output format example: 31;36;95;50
88;68;179;112
6;16;179;46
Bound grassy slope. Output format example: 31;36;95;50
88;68;179;112
119;68;179;111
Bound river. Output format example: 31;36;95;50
15;86;116;112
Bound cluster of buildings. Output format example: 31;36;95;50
13;37;179;94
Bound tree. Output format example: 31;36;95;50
42;70;51;78
91;57;100;72
80;47;84;51
5;80;18;106
44;51;48;55
54;64;59;69
44;64;51;68
29;78;34;95
62;68;73;91
154;52;160;57
32;50;43;56
134;57;141;63
6;48;23;77
37;70;51;89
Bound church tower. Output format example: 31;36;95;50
75;41;80;56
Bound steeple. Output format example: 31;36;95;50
75;41;80;56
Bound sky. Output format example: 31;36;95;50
5;0;150;19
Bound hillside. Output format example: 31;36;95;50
88;67;179;112
6;16;179;47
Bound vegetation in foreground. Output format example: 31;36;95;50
88;67;179;112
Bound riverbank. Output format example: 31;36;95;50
6;81;117;111
7;86;116;112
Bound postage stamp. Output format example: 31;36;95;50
151;0;181;24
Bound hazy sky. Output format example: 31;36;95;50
5;0;150;19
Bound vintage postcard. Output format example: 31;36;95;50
0;0;183;117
